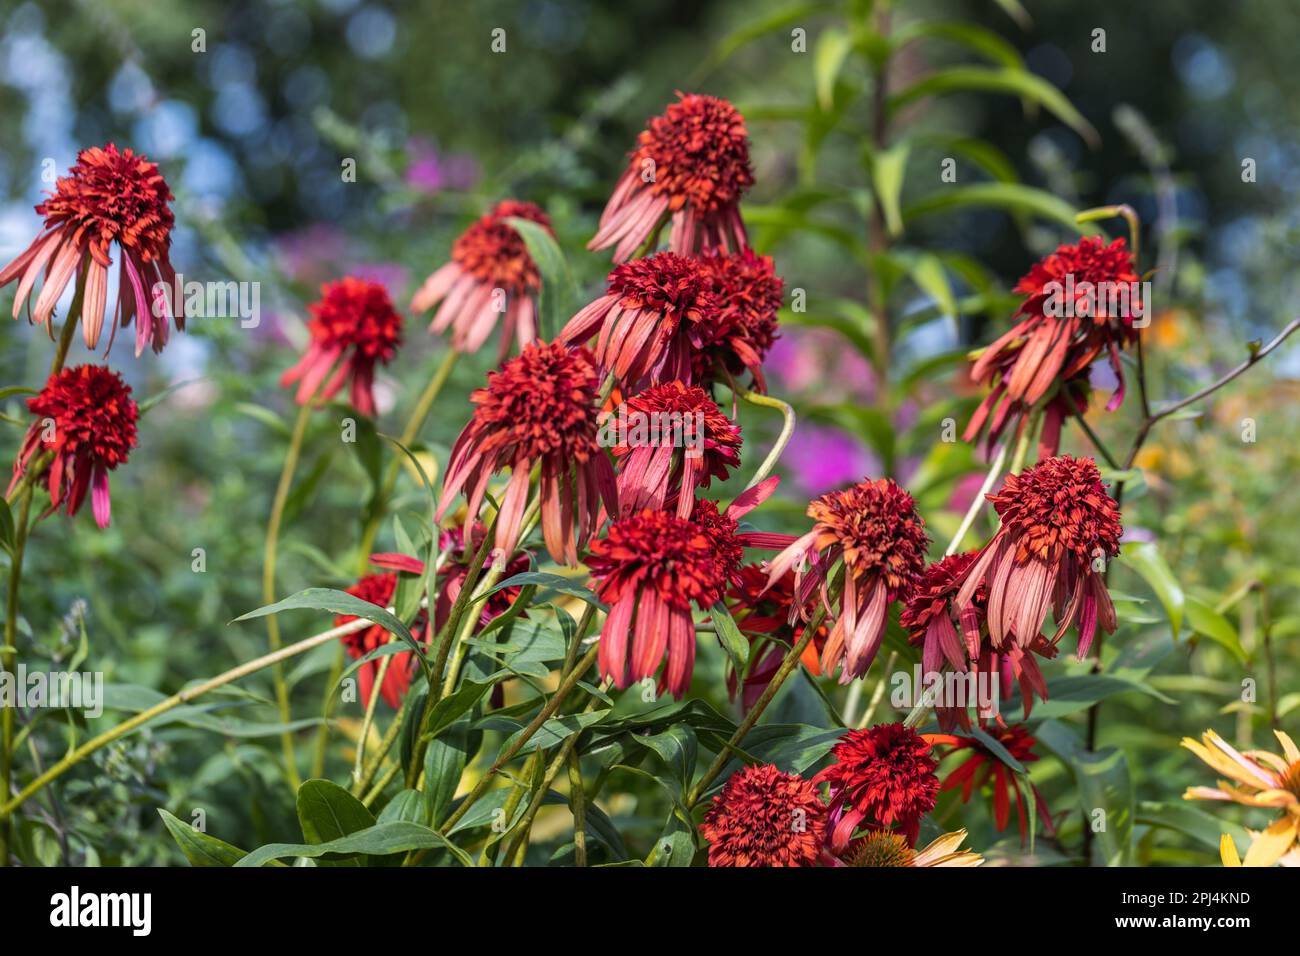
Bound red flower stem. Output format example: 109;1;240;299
1;271;86;865
261;394;319;791
355;348;459;573
736;387;795;490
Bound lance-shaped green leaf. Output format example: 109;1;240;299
1118;541;1184;639
233;588;425;660
235;821;473;868
505;216;575;341
296;779;376;868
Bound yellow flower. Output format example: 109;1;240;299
1219;832;1300;868
1183;729;1300;867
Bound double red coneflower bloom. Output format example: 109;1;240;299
0;143;181;355
610;381;741;518
763;478;929;682
438;341;617;565
9;365;138;529
410;200;551;358
901;550;1057;728
954;455;1122;661
966;237;1140;456
815;722;939;850
590;92;752;262
694;249;783;392
700;762;827;867
281;277;403;416
588;480;774;698
562;252;723;390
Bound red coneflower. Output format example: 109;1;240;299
965;237;1140;454
587;508;727;699
814;722;939;851
763;478;930;682
725;564;829;710
0;143;180;354
589;92;752;262
700;763;828;867
281;277;403;416
8;365;137;529
334;570;429;709
694;249;783;392
902;551;1056;729
928;724;1056;844
438;341;617;566
562;252;721;390
609;380;742;518
410;200;551;358
954;455;1121;660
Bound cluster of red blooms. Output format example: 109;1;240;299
703;722;978;867
702;720;1056;866
2;145;180;528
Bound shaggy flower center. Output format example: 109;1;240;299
29;365;138;467
699;249;783;354
587;509;726;611
807;478;929;597
471;342;601;462
452;200;550;295
605;252;719;337
308;278;403;360
37;143;174;265
633;93;753;213
990;455;1122;563
845;831;916;868
1015;236;1139;327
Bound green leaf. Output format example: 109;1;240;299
1136;800;1250;853
1185;596;1246;663
233;588;425;660
377;789;433;827
506;712;607;755
1008;673;1174;721
424;719;473;824
233;401;290;437
0;497;13;553
893;20;1023;69
905;252;956;318
696;3;829;77
420;678;497;743
889;66;1099;146
649;809;698;867
814;26;854;111
1118;542;1184;639
235;821;473;868
632;725;698;796
1035;721;1133;866
504;216;576;341
486;571;605;609
709;602;749;673
904;183;1098;234
137;378;204;415
869;142;910;237
296;779;377;867
158;809;263;867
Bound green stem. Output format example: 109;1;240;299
353;640;395;787
0;613;377;819
945;441;1008;557
566;748;587;867
737;388;796;490
262;398;316;790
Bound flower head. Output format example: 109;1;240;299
410;200;551;358
955;455;1121;660
589;92;752;262
841;828;983;868
1183;728;1300;867
281;277;403;416
764;478;929;681
334;571;428;709
609;381;742;518
928;724;1055;843
562;252;722;390
438;341;617;565
701;763;828;867
588;508;727;698
814;723;939;851
693;249;784;391
8;365;137;528
0;144;180;354
965;238;1139;453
